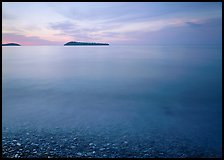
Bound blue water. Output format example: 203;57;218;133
2;45;222;157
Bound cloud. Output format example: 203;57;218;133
2;33;62;46
50;21;87;41
185;22;203;28
48;18;184;41
50;21;75;31
2;12;15;20
49;20;118;42
124;18;222;45
48;16;222;45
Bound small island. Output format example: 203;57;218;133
64;41;109;46
2;43;21;46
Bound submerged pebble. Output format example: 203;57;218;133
16;143;21;146
14;154;19;158
77;152;82;156
99;148;105;151
2;127;221;158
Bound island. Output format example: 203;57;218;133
2;43;21;46
64;41;109;46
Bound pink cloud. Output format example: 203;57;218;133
2;33;62;46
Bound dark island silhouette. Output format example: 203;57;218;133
64;41;109;46
2;43;21;46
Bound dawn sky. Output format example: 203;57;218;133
2;2;222;45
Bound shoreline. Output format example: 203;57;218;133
2;127;220;158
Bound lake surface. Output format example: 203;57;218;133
2;45;222;158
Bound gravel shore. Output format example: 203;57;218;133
2;126;220;158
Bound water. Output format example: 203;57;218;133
2;45;222;157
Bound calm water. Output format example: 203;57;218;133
2;45;222;156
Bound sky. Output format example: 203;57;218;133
2;2;222;46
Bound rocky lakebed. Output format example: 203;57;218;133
2;125;220;158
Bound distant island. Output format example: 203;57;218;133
64;41;109;46
2;43;21;46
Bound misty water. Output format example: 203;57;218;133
2;45;222;157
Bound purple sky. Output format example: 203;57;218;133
2;2;222;45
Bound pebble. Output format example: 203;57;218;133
180;153;186;158
77;152;82;156
99;148;105;151
143;150;148;153
16;143;21;146
2;127;220;158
